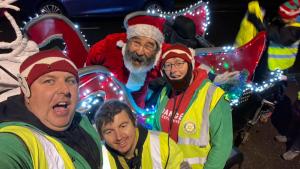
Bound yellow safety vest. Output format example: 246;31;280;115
235;1;264;47
0;125;75;169
158;82;224;169
268;22;300;71
104;130;182;169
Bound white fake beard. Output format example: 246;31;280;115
123;47;155;74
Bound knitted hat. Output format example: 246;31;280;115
160;44;195;69
18;49;78;97
278;0;300;20
124;11;165;45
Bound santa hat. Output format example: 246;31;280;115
18;49;78;97
160;44;195;70
278;0;300;20
124;11;165;45
120;11;166;66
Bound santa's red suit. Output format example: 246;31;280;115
86;33;170;108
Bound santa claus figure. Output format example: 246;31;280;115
86;11;168;108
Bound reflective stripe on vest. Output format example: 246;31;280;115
102;145;112;169
268;41;299;71
185;157;207;165
0;126;75;169
32;130;65;169
149;131;163;168
178;85;217;148
268;22;300;71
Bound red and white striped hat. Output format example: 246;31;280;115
278;0;300;20
18;49;78;97
160;44;195;69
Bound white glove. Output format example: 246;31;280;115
213;71;240;85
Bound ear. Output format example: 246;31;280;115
17;74;30;98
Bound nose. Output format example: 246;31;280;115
135;46;145;56
169;64;178;72
58;81;71;97
115;129;122;141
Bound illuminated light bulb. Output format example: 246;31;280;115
81;101;87;107
93;99;99;105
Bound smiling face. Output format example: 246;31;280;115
25;71;78;131
163;57;189;80
123;36;158;73
101;110;137;158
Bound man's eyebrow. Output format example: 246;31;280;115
102;128;112;133
131;37;141;41
145;42;155;47
119;121;129;127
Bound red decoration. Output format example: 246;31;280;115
183;4;208;36
25;14;89;68
195;32;266;81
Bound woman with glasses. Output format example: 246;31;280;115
153;44;233;169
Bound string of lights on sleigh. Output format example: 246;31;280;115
21;0;283;128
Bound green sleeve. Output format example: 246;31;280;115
153;95;163;131
204;96;233;169
152;113;160;131
0;133;33;169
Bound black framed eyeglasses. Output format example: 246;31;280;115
163;61;186;71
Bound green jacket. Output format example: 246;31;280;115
154;73;233;169
0;95;102;169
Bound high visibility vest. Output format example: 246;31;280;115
157;81;224;169
104;130;181;169
0;125;75;169
268;22;300;71
235;1;264;47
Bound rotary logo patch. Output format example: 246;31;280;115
184;121;196;134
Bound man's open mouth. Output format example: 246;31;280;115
53;102;69;109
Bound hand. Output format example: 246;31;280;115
180;161;192;169
213;71;240;85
